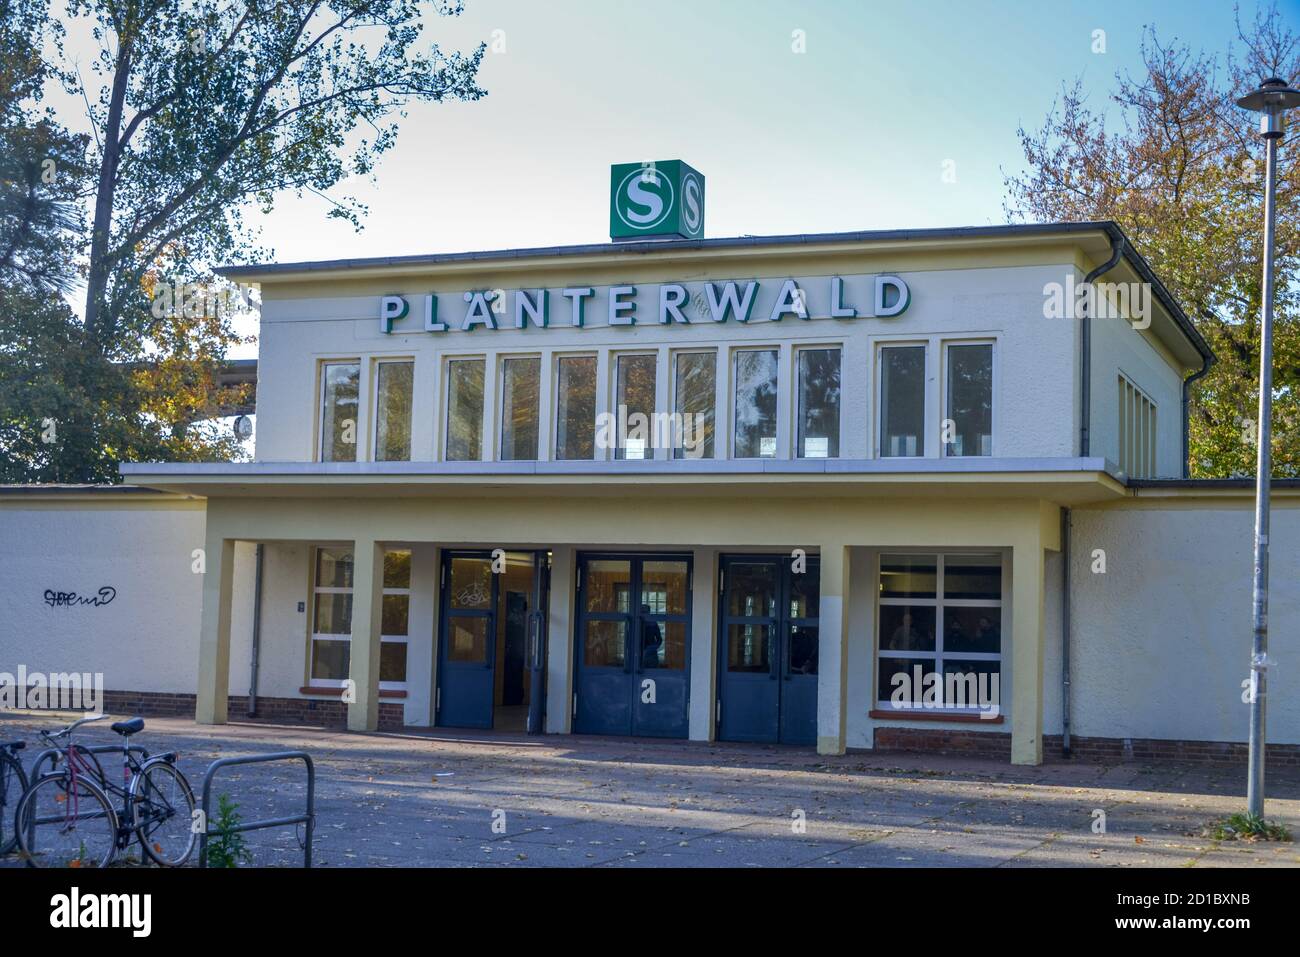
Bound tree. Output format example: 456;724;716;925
0;0;484;483
1004;4;1300;478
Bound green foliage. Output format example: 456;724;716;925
204;793;253;868
1210;812;1293;842
1004;5;1300;477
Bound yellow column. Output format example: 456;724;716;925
545;546;575;734
347;540;385;732
1010;536;1048;765
196;535;235;725
817;543;851;755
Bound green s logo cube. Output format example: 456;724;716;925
610;160;705;241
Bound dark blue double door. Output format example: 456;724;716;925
718;555;820;745
574;554;692;738
438;550;549;731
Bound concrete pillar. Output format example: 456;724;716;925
196;534;235;725
817;543;851;755
545;545;575;733
688;547;718;741
1010;539;1047;765
347;539;385;732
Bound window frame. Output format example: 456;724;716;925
371;356;415;463
794;343;842;460
498;353;543;462
553;351;599;461
442;354;488;462
309;545;353;688
730;345;781;460
611;350;659;461
317;358;362;464
940;339;996;459
876;341;928;459
670;349;718;461
874;550;1005;715
379;548;412;692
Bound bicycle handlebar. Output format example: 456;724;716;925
40;713;107;741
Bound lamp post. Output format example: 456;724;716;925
1234;77;1300;818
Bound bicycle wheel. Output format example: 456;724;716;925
0;750;29;855
131;760;196;866
15;773;118;868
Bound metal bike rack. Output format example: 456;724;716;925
198;751;315;868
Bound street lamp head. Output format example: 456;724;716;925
1236;77;1300;138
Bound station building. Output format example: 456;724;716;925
3;182;1299;765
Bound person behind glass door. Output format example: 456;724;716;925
640;605;663;668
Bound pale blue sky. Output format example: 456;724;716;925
233;0;1297;262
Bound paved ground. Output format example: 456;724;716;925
2;712;1298;867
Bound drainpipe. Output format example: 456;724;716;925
1080;234;1126;457
1181;354;1214;478
1061;508;1072;758
248;544;264;718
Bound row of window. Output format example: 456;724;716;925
317;342;995;463
305;546;1003;713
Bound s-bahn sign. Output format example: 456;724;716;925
377;273;911;335
610;160;704;241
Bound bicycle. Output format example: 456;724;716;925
13;714;197;868
0;738;28;855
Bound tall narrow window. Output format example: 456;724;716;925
381;549;411;687
445;358;485;461
320;362;360;462
311;547;353;682
555;355;596;460
1117;374;1157;478
733;349;778;458
615;354;657;460
879;345;925;457
673;352;715;460
797;347;840;458
500;356;540;460
945;343;993;457
374;360;414;462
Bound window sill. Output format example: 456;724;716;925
869;709;1003;725
299;685;407;700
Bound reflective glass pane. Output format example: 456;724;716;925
381;594;409;637
321;362;360;462
880;346;924;457
641;560;688;615
879;555;936;598
449;557;492;610
733;350;778;458
943;553;1001;600
584;619;626;667
650;621;687;671
940;659;1002;710
946;344;993;457
311;639;350;680
727;563;777;618
380;641;408;683
878;604;936;652
500;357;540;460
673;352;715;459
585;560;631;613
942;608;1001;655
797;348;840;458
448;617;489;663
556;355;596;460
374;361;413;462
313;593;352;635
727;623;770;672
789;569;820;620
876;657;933;708
383;550;411;589
615;354;657;460
315;547;353;588
445;359;485;461
788;625;819;675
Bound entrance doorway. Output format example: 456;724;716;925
437;550;549;731
574;553;692;738
717;555;819;745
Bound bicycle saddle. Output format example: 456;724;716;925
1;740;23;750
111;716;145;736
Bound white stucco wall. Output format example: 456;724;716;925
0;499;253;698
1067;501;1300;744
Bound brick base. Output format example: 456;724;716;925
89;689;405;731
872;726;1300;766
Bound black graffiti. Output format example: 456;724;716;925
43;587;117;608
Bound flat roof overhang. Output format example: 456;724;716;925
119;457;1128;505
